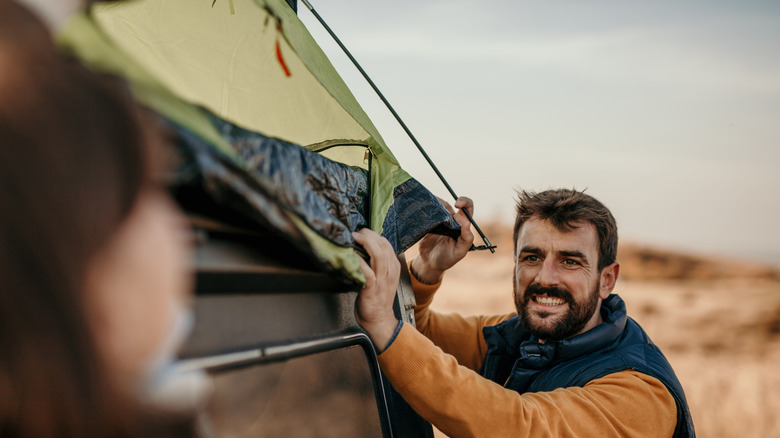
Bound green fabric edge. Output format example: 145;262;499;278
287;213;366;285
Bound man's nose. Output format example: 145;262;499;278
535;258;560;287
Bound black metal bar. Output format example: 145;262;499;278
300;0;495;253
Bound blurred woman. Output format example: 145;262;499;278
0;1;197;436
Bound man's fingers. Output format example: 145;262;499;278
436;195;475;223
454;196;474;217
353;228;383;261
353;229;399;277
353;229;395;261
435;196;456;215
437;195;475;240
449;196;474;250
352;228;401;352
452;205;473;241
356;256;376;290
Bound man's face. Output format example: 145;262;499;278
513;218;614;341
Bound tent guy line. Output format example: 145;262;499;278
301;0;496;253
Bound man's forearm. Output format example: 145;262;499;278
407;267;510;371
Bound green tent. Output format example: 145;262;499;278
58;0;459;284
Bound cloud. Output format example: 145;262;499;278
346;24;780;97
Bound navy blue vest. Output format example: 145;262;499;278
480;294;694;437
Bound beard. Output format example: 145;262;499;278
514;277;601;342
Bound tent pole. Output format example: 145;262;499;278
300;0;495;253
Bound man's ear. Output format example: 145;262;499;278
599;262;620;299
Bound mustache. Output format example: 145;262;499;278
524;283;574;302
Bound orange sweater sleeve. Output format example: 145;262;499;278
378;325;677;438
409;268;514;371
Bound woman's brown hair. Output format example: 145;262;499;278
0;1;192;436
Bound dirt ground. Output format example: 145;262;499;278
411;221;780;438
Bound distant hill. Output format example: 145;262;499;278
618;243;780;281
473;221;780;282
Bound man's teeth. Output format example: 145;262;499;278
534;296;565;306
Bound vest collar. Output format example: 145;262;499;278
485;294;628;369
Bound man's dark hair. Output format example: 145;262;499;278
512;189;618;271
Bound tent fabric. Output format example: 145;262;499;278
178;111;459;254
167;115;367;283
56;11;237;159
87;0;371;161
57;0;461;283
169;111;459;281
382;180;461;254
85;0;412;231
210;114;370;247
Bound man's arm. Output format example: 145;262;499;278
380;325;677;438
409;268;514;371
353;196;474;353
406;196;508;370
355;196;500;368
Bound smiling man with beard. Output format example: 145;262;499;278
512;199;613;343
353;188;694;437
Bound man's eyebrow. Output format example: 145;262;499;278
519;246;544;255
559;250;587;260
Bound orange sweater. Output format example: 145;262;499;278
377;274;677;438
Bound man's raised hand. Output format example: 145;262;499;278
410;196;475;285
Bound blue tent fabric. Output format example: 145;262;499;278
211;115;370;248
168;118;311;246
167;109;460;270
382;179;461;253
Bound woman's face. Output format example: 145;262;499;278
85;189;194;387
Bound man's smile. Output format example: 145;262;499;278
531;295;567;307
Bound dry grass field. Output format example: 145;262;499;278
410;221;780;438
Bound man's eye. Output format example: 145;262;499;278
525;255;539;263
562;259;579;266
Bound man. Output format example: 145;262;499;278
353;189;694;437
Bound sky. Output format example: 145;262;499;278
299;0;780;266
